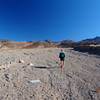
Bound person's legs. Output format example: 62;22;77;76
60;60;64;67
59;57;65;67
61;61;64;67
62;57;65;66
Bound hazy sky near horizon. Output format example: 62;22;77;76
0;0;100;41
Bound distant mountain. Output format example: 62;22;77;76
0;39;11;44
58;40;75;47
0;36;100;49
80;36;100;44
0;40;59;49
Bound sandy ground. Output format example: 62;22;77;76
0;48;100;100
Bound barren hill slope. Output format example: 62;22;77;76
0;41;60;49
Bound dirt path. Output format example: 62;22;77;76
0;48;100;100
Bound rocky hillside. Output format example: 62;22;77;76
0;39;11;44
0;40;74;49
0;36;100;49
79;36;100;44
0;41;56;49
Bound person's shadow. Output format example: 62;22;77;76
31;66;61;69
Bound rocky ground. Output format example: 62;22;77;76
0;48;100;100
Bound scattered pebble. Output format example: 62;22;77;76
19;59;25;63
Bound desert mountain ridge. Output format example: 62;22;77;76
0;36;100;49
79;36;100;44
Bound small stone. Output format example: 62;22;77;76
28;63;34;66
19;59;25;63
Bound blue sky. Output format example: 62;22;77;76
0;0;100;41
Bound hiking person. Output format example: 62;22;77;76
59;49;65;67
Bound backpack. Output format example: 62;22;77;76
59;52;65;58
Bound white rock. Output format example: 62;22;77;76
28;63;34;66
28;80;41;83
19;59;25;63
